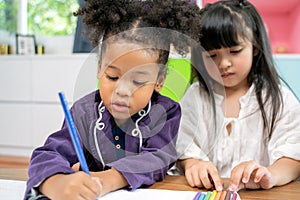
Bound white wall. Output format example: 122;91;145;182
0;54;98;157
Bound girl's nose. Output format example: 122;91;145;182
219;56;232;70
114;81;132;97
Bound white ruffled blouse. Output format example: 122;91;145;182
176;82;300;177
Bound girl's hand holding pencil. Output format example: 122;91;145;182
39;172;102;200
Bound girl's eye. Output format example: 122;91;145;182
133;80;147;86
208;54;216;58
106;74;118;81
203;53;216;59
230;48;242;54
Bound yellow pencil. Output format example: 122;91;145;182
214;190;222;200
209;190;217;200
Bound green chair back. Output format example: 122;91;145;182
160;58;191;102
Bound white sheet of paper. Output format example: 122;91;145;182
0;179;26;199
0;179;241;200
100;189;242;200
99;189;198;200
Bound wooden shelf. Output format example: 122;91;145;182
0;155;30;169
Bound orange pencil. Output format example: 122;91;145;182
219;190;227;200
214;190;222;200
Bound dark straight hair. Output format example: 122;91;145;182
193;0;284;138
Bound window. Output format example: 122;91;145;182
28;0;78;35
0;0;79;36
0;0;18;33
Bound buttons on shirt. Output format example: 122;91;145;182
112;126;125;159
115;136;121;149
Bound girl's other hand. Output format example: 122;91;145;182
228;160;276;191
40;171;102;200
180;158;223;191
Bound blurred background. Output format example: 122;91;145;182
0;0;299;167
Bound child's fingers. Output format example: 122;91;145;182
208;167;223;191
82;176;102;198
92;177;103;191
184;171;194;186
199;170;214;189
185;168;201;187
253;167;270;183
241;161;259;183
229;166;244;191
184;160;220;189
212;178;223;191
192;169;203;187
79;185;99;200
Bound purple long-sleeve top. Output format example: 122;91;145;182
25;90;181;199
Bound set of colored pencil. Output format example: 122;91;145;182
193;190;239;200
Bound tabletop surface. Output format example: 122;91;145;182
148;175;300;200
0;168;299;199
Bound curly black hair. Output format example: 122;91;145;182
74;0;201;64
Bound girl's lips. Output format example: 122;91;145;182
112;102;129;113
221;73;234;78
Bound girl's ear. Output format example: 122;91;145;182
253;47;259;56
154;74;166;92
97;65;103;79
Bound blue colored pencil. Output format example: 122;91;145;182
199;193;206;200
58;92;90;175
